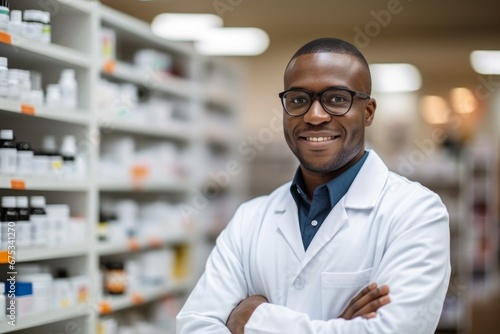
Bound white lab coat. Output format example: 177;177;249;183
177;150;451;334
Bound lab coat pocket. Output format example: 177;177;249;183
321;268;372;319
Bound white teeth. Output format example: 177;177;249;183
306;136;333;142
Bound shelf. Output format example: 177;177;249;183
0;97;90;125
98;234;192;256
0;176;88;191
98;4;196;57
99;279;193;315
98;179;190;193
2;245;88;262
0;307;90;332
0;30;91;68
98;181;189;193
99;119;194;141
101;59;201;99
12;0;93;15
57;0;94;14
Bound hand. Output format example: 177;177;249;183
226;295;268;334
339;283;390;320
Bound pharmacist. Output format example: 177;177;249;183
177;37;450;334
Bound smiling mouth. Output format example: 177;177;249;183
303;136;338;142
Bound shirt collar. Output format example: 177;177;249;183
290;151;369;209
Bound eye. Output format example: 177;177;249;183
330;96;346;103
291;96;308;104
323;90;352;106
285;91;309;105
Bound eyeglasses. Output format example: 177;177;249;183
278;88;371;117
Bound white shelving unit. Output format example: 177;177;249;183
0;97;90;125
465;140;500;297
15;245;89;262
0;1;243;332
0;308;91;332
99;280;193;315
98;179;190;193
97;234;192;257
98;119;195;141
391;148;469;333
403;137;500;334
0;176;89;192
4;32;91;68
101;59;200;99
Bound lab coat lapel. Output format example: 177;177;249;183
301;202;348;267
275;194;305;261
273;151;388;269
298;150;388;268
343;150;388;209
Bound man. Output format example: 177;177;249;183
177;38;450;333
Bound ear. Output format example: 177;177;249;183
364;98;376;126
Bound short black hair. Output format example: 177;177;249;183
287;37;371;92
289;37;370;70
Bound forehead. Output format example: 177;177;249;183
284;53;369;91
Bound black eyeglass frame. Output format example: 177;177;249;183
278;87;371;117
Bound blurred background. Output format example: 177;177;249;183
0;0;499;333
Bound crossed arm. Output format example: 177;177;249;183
226;284;391;334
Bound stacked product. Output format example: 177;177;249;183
0;130;86;180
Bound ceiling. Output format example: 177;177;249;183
100;0;500;93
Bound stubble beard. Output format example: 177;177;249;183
295;148;349;174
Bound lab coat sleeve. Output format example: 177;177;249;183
244;188;451;334
176;200;255;334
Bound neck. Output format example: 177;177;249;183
300;150;365;199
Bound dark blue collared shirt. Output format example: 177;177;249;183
290;151;369;250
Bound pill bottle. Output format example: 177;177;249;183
0;129;16;175
18;69;31;101
53;268;73;310
40;11;51;44
30;196;48;247
97;213;109;242
1;196;18;249
16;141;33;176
8;9;24;36
60;135;77;178
23;10;43;41
32;150;51;177
45;204;69;247
7;68;20;100
104;261;126;295
16;196;31;247
29;89;44;106
46;84;62;108
100;28;116;61
59;69;78;109
0;0;9;31
0;56;8;98
41;135;57;156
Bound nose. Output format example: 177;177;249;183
303;98;331;125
